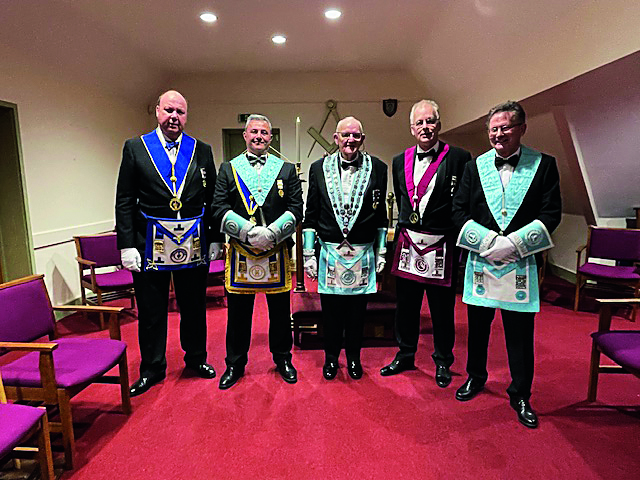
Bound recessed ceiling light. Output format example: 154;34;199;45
272;34;287;44
200;12;218;23
324;9;342;20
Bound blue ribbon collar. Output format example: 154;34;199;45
476;146;542;232
230;153;284;207
141;130;197;197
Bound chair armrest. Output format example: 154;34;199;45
0;341;58;352
575;244;586;253
75;256;97;267
0;342;59;402
53;305;124;340
594;298;640;332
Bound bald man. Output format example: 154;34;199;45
116;90;223;396
303;116;388;380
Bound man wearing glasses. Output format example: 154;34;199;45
452;101;561;428
381;100;472;388
302;116;388;380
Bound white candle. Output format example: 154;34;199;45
295;116;301;165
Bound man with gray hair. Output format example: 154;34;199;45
213;114;303;389
303;116;388;380
381;99;471;388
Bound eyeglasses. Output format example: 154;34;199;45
413;118;439;127
338;132;363;140
489;123;523;134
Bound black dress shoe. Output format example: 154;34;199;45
510;398;539;429
347;360;363;380
435;365;452;388
380;358;416;376
455;377;485;401
129;373;166;397
219;365;244;390
185;363;216;379
275;359;298;384
323;361;339;380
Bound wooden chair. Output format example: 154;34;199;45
575;226;640;321
0;274;131;470
74;233;135;329
587;298;640;402
0;371;55;480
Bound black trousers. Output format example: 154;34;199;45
393;272;457;368
133;264;209;377
465;304;535;400
224;291;292;367
320;294;369;363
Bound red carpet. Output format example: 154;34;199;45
46;278;640;479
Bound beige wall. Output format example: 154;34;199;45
0;43;153;303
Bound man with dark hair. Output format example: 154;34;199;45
303;116;388;380
213;114;303;389
380;99;471;387
452;100;561;428
116;89;222;397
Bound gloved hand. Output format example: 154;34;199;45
375;253;386;274
304;255;317;279
479;236;519;264
247;226;276;251
208;242;224;260
121;248;141;272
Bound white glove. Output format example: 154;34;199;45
247;226;276;251
121;248;141;272
304;255;317;279
375;253;386;274
479;236;519;264
208;242;224;260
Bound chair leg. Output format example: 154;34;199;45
96;291;105;330
37;413;55;480
57;391;75;470
119;352;132;415
587;342;601;402
574;274;582;312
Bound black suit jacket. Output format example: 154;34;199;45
303;154;388;243
451;150;562;237
393;143;472;234
212;159;303;247
115;134;220;252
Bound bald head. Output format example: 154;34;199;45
334;116;365;160
156;90;188;141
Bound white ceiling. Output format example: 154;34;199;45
2;0;639;128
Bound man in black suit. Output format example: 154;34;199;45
116;90;222;396
213;114;303;389
303;116;388;380
452;101;561;428
381;100;472;387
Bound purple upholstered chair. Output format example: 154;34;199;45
587;298;640;402
74;233;135;329
575;226;640;321
0;371;55;479
0;274;131;470
208;258;227;305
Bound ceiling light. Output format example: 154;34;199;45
324;9;342;20
200;12;218;23
272;34;287;44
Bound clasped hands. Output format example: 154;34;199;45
480;235;519;264
247;225;276;251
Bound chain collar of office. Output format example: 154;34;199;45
323;151;372;237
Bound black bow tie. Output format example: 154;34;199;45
166;141;179;151
495;154;519;169
341;159;360;170
247;154;266;165
417;149;436;160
